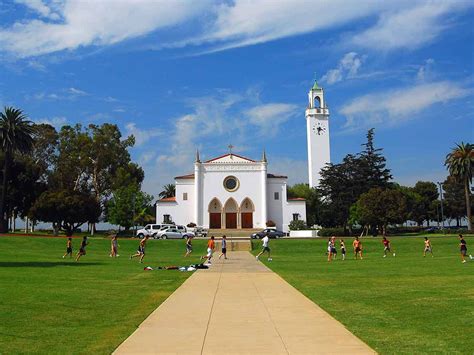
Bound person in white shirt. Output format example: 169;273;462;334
256;235;272;261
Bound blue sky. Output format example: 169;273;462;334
0;0;473;197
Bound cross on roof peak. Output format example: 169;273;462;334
228;144;234;154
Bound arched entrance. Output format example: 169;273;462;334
224;198;238;229
240;198;254;229
208;198;222;229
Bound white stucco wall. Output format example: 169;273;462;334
266;178;286;230
199;164;266;229
282;201;307;232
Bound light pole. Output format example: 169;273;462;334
437;182;445;234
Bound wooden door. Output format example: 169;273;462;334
225;213;237;229
241;213;253;228
209;213;221;229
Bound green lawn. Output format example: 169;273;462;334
0;236;208;354
1;235;473;354
254;235;474;354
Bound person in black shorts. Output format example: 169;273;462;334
340;239;346;261
63;237;73;258
75;236;88;261
459;234;471;263
130;235;149;263
331;236;337;260
219;235;228;260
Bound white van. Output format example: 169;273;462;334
136;224;174;239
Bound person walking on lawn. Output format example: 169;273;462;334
130;235;149;263
423;237;434;257
256;235;272;261
75;236;88;262
63;237;73;258
219;235;228;260
459;234;472;263
382;237;395;257
184;234;193;257
110;235;119;257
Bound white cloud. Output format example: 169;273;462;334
34;116;67;128
1;0;211;57
15;0;61;19
28;87;88;100
67;87;87;96
351;2;469;51
246;103;298;135
135;90;298;196
340;81;469;130
321;52;363;85
2;1;471;58
125;122;163;146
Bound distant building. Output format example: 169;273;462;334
156;80;331;230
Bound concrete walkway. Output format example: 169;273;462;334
114;252;375;355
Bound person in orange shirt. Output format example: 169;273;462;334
353;237;363;260
201;236;215;264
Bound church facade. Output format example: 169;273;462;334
156;152;306;231
156;80;330;231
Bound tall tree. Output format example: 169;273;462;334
357;128;392;189
411;181;439;226
443;175;470;226
445;142;473;230
0;107;36;232
159;184;176;199
355;187;407;235
318;129;392;228
29;190;101;236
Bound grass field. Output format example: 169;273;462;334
0;236;209;354
1;235;473;354
253;235;474;354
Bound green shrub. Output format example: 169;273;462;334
288;220;307;230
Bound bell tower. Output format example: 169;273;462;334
306;80;331;188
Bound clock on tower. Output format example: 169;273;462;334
305;79;331;188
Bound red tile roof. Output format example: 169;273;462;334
288;197;306;201
158;197;176;202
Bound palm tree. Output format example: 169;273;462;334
159;184;175;199
0;107;36;232
445;142;473;231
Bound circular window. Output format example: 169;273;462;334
223;176;239;192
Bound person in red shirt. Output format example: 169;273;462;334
382;237;395;257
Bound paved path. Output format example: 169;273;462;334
114;252;375;355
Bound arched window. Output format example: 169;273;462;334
314;96;321;108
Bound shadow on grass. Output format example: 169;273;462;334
0;261;104;268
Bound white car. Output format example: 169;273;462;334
136;224;173;239
157;226;194;239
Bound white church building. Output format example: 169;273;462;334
156;80;330;231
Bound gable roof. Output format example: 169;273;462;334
205;153;256;163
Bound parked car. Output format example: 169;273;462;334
251;228;285;239
187;226;208;237
136;224;173;239
156;226;195;239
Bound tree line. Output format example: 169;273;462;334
0;107;153;235
288;129;473;233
